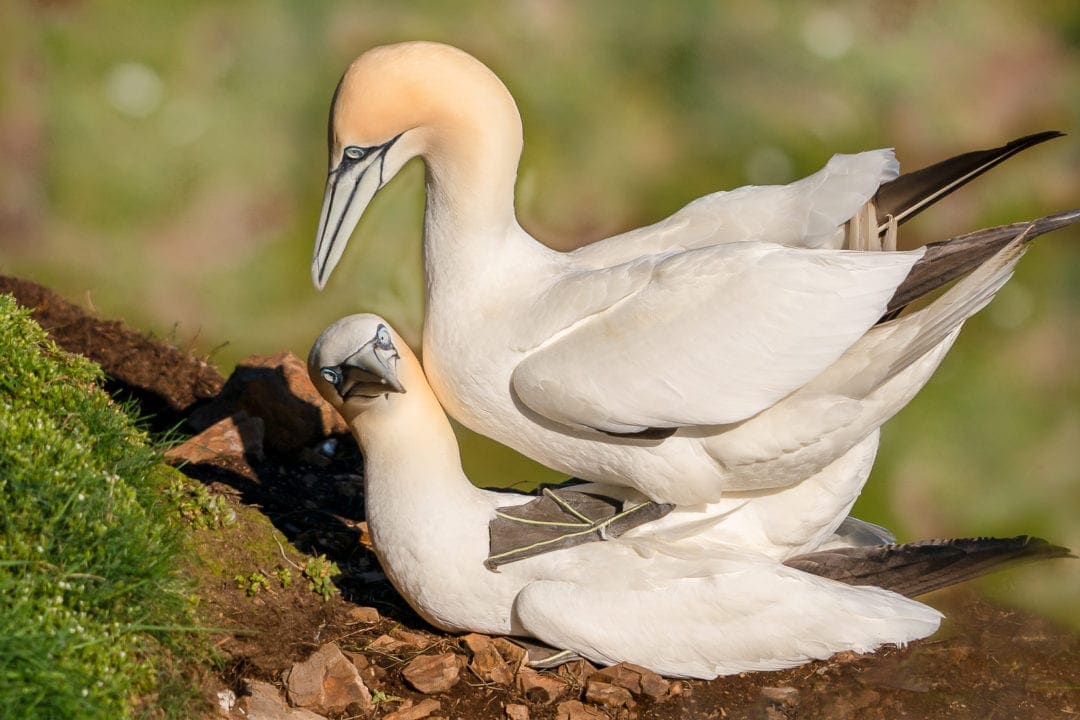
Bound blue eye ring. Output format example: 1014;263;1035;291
376;325;392;347
321;367;342;385
344;146;366;161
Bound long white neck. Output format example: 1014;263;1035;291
348;369;505;632
416;94;554;315
352;375;486;518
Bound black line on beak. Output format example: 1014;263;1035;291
317;171;364;286
314;133;404;287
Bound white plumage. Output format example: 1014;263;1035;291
311;42;1047;507
308;315;942;678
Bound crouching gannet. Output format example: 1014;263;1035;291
308;313;1071;679
311;40;1079;505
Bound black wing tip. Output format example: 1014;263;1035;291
1006;130;1066;147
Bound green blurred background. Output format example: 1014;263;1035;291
1;1;1076;625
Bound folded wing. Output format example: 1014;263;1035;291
512;242;924;434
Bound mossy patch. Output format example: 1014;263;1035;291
0;295;200;719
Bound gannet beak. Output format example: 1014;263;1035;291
342;343;405;395
312;136;401;290
324;326;406;400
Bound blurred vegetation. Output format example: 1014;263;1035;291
0;1;1076;626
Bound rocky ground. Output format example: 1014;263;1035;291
2;275;1077;720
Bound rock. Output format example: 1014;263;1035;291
238;680;325;720
462;633;515;685
585;679;635;708
492;637;528;671
190;351;347;453
516;667;569;705
165;412;264;464
556;700;609;720
588;662;670;701
505;703;530;720
342;649;368;671
368;634;405;652
345;605;380;624
382;698;442;720
402;653;462;693
556;659;597;688
284;643;372;713
390;626;431;648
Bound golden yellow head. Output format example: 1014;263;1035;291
314;41;522;289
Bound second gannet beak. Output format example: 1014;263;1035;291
321;323;406;399
312;135;402;290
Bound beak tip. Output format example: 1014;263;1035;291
311;264;328;292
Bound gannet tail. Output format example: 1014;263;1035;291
885;209;1080;317
786;535;1074;598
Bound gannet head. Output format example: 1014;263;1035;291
309;314;408;419
313;41;523;290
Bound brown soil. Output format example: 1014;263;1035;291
4;275;1077;720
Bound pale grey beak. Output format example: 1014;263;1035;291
322;332;405;400
311;136;401;290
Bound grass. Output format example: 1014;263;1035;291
0;294;202;719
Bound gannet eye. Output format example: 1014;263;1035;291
321;367;342;385
376;325;392;347
343;146;366;161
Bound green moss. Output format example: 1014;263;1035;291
0;295;200;719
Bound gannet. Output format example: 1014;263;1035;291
308;313;1071;678
312;40;1079;505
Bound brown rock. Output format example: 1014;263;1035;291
368;634;405;652
341;649;368;671
189;350;347;453
556;700;609;720
345;605;380;624
492;637;528;671
589;662;670;700
382;698;441;720
239;679;325;720
402;653;462;694
505;703;530;720
516;667;569;705
391;627;432;648
556;659;597;689
284;643;372;713
165;412;264;464
462;633;515;685
585;679;634;708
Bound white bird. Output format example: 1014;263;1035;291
308;313;1070;678
312;41;1077;506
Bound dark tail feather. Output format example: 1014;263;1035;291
881;209;1080;320
785;535;1074;598
874;131;1064;229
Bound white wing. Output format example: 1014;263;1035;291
570;149;898;266
513;541;940;678
511;241;924;433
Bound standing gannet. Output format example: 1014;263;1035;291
308;313;1070;678
311;41;1078;505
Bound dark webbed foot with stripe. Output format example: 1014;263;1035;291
486;487;673;570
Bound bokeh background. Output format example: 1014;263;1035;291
1;1;1076;626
